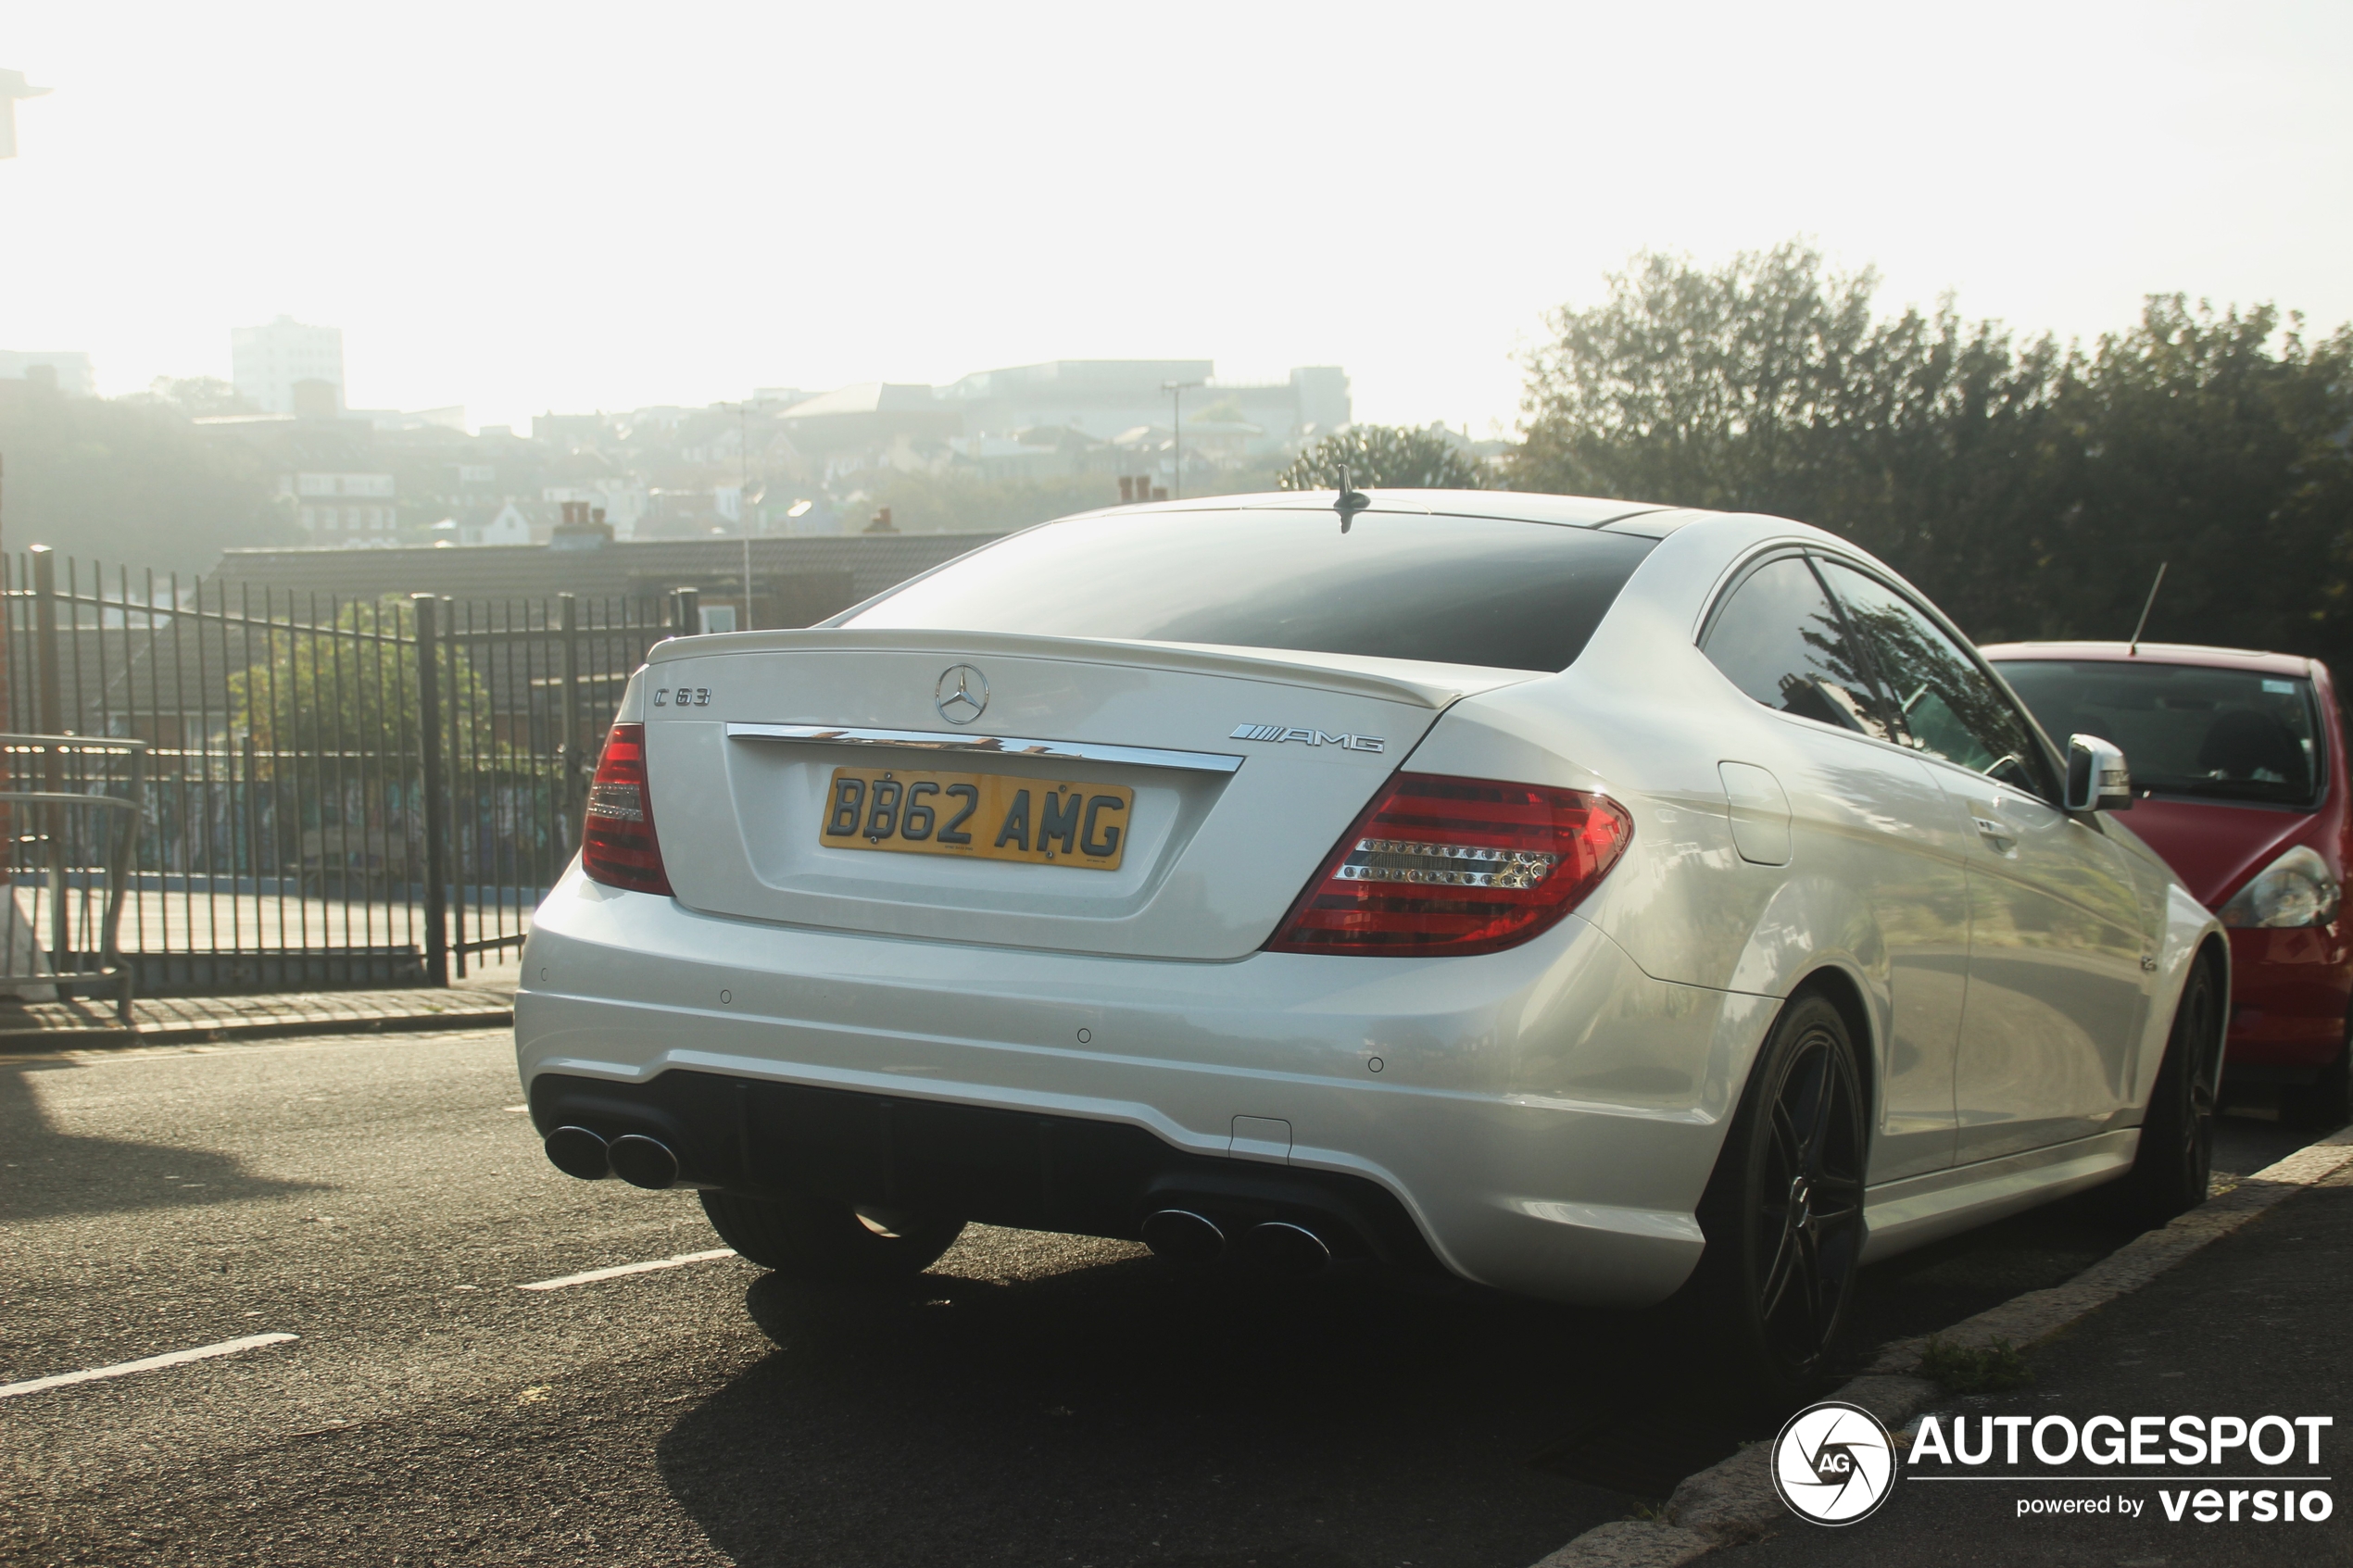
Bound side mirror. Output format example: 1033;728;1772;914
2066;734;2133;813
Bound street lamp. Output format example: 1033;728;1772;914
1162;379;1202;500
736;481;765;631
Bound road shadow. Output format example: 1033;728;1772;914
0;1059;319;1223
654;1241;1752;1568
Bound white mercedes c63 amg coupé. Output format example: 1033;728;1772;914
515;489;2223;1398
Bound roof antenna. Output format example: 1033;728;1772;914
2128;561;2169;657
1335;465;1370;533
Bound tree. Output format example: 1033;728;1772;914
2029;298;2353;659
0;383;295;571
1511;242;2353;668
230;596;496;765
1277;425;1492;491
147;377;260;419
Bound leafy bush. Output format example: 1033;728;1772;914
1278;425;1491;492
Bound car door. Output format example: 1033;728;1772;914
1699;552;1973;1182
1817;560;2151;1162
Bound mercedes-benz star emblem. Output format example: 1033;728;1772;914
935;664;988;725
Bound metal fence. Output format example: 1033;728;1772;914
1;547;686;993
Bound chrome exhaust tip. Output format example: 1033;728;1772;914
606;1133;681;1190
1140;1208;1227;1265
543;1124;611;1181
1239;1220;1331;1276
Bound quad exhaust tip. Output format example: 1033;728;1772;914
1140;1208;1226;1265
1141;1210;1332;1275
606;1133;681;1190
544;1125;610;1181
543;1126;680;1189
1239;1220;1331;1276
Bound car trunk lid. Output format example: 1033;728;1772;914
635;629;1539;960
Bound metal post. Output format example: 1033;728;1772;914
739;403;757;633
411;594;449;987
1161;379;1202;501
673;586;700;638
31;546;66;960
0;459;12;877
559;593;583;842
31;546;62;742
446;597;466;981
242;734;262;890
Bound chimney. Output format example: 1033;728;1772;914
864;506;897;534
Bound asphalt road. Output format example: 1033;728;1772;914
0;1031;2328;1568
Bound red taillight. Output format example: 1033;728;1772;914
581;722;673;895
1267;774;1631;958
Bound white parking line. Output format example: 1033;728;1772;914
0;1333;298;1399
517;1248;737;1292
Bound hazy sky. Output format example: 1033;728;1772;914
5;1;2348;435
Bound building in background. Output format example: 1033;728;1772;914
775;383;964;480
283;471;397;542
209;533;997;632
0;350;95;395
941;361;1350;451
233;317;346;417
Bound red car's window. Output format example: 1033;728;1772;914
1996;660;2325;808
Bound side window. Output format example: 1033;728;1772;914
1816;560;2049;797
1701;556;1897;740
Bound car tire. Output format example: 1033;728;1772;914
1682;990;1869;1410
699;1189;965;1281
2120;953;2222;1225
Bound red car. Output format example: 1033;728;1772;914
1983;641;2350;1124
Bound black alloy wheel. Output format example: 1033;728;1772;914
1686;992;1868;1408
2122;953;2222;1223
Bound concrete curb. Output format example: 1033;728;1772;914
0;1006;513;1059
1529;1126;2353;1566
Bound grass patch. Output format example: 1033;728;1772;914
1919;1335;2034;1393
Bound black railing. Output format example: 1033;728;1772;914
2;546;682;994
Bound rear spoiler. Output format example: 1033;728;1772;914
646;627;1543;712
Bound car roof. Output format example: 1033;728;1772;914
1055;488;1702;536
1980;639;2316;677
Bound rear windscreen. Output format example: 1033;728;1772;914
1994;659;2325;807
837;508;1657;671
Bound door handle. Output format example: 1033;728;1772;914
1971;813;2017;855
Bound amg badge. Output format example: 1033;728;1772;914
1230;723;1384;753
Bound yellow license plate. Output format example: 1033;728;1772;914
820;766;1134;871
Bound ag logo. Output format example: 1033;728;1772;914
1770;1399;1897;1525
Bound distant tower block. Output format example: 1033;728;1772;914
232;317;346;417
0;69;51;159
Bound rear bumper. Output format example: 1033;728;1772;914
2224;926;2351;1075
515;864;1776;1309
530;1068;1449;1276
